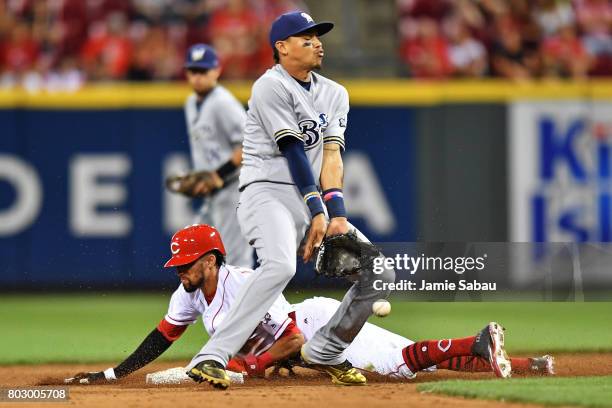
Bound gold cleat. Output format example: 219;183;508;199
301;347;367;386
187;360;231;390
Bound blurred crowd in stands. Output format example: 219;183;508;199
0;0;305;90
399;0;612;79
2;0;612;89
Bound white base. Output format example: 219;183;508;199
145;367;244;385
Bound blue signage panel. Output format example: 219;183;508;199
0;106;416;288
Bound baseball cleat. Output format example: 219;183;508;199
300;347;366;386
471;322;512;378
529;355;555;375
187;360;231;390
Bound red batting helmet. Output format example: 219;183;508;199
164;224;227;268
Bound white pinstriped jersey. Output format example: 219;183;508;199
239;64;349;189
164;264;293;357
294;297;417;379
185;85;246;172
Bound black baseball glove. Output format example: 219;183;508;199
314;231;380;278
165;170;223;198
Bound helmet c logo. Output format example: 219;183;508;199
171;242;180;255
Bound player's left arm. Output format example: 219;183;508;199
227;321;304;376
261;320;304;362
320;87;350;237
213;94;246;187
320;144;348;236
65;287;198;384
193;96;246;195
64;319;187;384
190;145;242;196
228;145;243;168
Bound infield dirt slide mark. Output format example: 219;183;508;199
1;353;609;408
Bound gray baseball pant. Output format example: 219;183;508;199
188;182;395;368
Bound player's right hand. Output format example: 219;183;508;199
303;213;327;262
64;371;106;385
191;172;224;196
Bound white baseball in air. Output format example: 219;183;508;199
372;299;391;317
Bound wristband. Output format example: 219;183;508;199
216;159;238;179
301;186;325;218
103;367;117;381
323;188;347;219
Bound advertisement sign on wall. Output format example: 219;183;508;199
0;107;415;288
509;101;612;243
509;101;612;289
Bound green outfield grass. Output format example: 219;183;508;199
1;292;611;364
418;376;612;408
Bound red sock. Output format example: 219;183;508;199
510;357;530;373
437;356;532;374
256;352;275;371
402;336;476;373
437;356;491;372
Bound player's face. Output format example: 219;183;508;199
175;258;205;293
284;32;324;70
186;67;221;95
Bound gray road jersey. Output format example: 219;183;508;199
239;64;349;189
185;85;246;172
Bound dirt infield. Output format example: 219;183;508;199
1;353;611;408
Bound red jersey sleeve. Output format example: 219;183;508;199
279;316;301;338
157;318;188;342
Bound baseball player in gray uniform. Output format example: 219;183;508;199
186;12;395;389
182;44;252;268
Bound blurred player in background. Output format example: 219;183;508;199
178;43;252;267
65;225;553;386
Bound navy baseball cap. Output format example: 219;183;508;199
269;11;334;48
184;44;219;70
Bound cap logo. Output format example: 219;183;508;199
301;13;314;23
171;242;180;255
191;48;206;61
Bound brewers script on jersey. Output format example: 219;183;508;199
184;48;251;268
187;11;395;378
239;63;347;187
